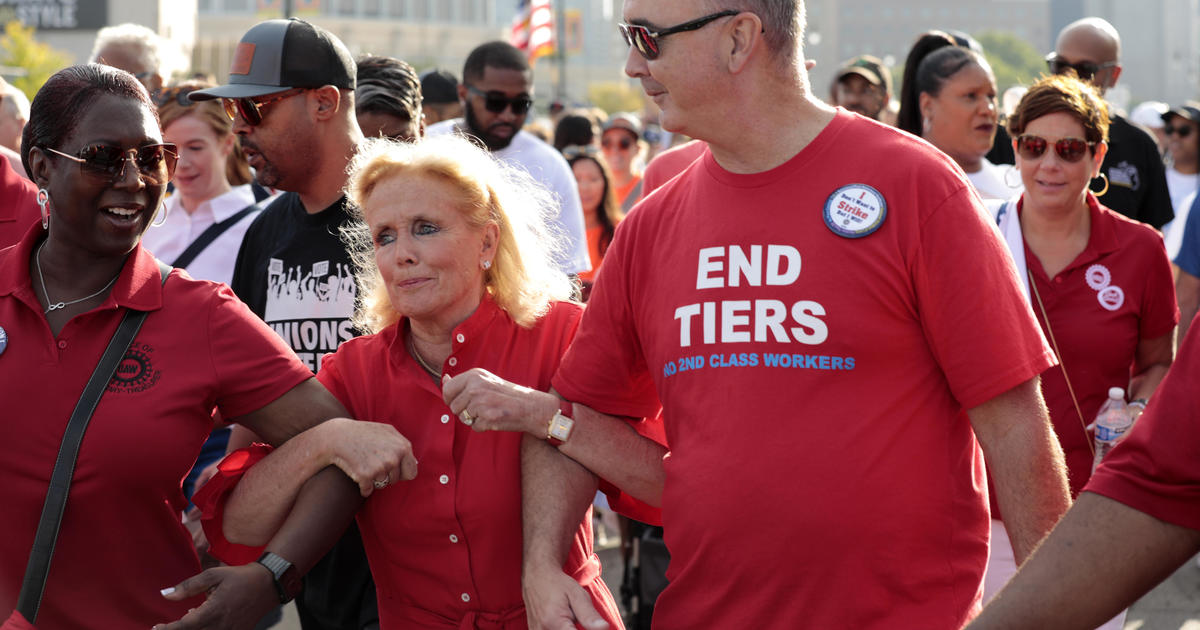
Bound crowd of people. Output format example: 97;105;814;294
3;2;1200;630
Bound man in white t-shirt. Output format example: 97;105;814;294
426;41;590;276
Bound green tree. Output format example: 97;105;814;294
975;30;1048;95
0;21;71;99
586;81;643;116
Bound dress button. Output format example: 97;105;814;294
439;474;450;484
449;534;459;543
461;593;471;603
440;414;450;424
456;333;465;343
1055;277;1063;284
448;357;458;367
57;340;67;349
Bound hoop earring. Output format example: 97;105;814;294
1090;173;1109;197
36;188;49;230
150;202;169;227
1003;165;1021;189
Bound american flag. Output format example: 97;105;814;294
510;0;555;65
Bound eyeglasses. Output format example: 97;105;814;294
602;136;634;151
1045;54;1118;82
1016;134;1096;163
44;143;178;185
465;85;533;116
1165;124;1194;138
153;85;200;108
561;144;600;160
221;88;309;126
619;10;739;60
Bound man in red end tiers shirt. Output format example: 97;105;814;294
969;324;1200;630
520;2;1072;629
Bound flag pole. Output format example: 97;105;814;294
555;0;566;102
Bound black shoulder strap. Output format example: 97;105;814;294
16;261;171;624
170;203;260;269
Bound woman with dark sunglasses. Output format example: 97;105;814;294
985;74;1177;630
1160;103;1200;259
0;64;413;629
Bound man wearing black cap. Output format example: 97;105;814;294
830;55;891;121
187;18;378;630
1049;17;1172;229
1161;102;1200;232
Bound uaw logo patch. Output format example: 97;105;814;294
107;342;162;393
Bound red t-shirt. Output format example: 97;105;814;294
0;227;311;627
992;196;1177;512
553;111;1055;629
0;160;38;250
1085;322;1200;530
640;140;707;199
316;298;623;629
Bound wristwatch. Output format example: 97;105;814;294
256;551;303;603
546;399;575;447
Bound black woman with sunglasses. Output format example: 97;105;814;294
0;64;415;629
985;74;1178;627
1159;103;1200;255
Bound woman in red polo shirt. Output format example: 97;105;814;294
985;74;1178;627
0;65;409;629
196;135;663;629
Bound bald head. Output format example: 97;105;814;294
1054;17;1122;92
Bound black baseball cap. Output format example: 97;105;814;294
1163;101;1200;124
190;18;355;101
836;55;892;95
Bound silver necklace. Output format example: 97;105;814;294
406;329;442;380
35;241;120;314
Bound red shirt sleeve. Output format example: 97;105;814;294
1134;226;1180;340
207;285;313;420
912;186;1056;409
554;219;662;419
195;444;274;565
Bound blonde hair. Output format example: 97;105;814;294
344;135;572;333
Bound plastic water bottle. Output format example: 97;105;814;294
1092;387;1131;472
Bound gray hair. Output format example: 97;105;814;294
715;0;806;64
0;83;29;122
89;23;168;76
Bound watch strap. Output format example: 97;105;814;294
256;552;302;603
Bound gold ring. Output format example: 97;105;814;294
459;410;475;426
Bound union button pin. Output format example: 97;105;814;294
0;325;7;356
824;184;887;239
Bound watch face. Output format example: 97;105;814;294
549;412;574;441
